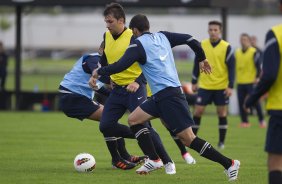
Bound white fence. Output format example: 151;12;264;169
0;13;281;50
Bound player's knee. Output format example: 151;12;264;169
128;114;139;126
99;121;112;133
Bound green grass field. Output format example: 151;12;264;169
5;58;193;92
0;112;268;184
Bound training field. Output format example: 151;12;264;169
0;112;267;184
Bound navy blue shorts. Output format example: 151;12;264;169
196;88;229;106
59;93;100;120
140;87;194;134
99;83;148;131
265;115;282;154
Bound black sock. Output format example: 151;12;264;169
192;116;201;135
269;171;282;184
100;123;135;139
104;137;121;163
219;117;228;144
116;137;131;160
190;137;232;169
169;131;187;155
130;124;159;160
149;127;172;164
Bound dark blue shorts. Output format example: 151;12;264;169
59;93;100;120
196;88;229;106
140;87;194;134
99;83;148;131
265;115;282;154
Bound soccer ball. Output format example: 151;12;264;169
73;153;96;172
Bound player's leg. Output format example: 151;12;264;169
128;100;164;174
163;119;196;164
255;102;266;128
99;92;136;169
129;85;175;174
265;116;282;184
237;85;250;127
268;153;282;184
192;88;210;134
246;84;266;128
214;89;229;149
158;91;240;181
88;104;137;164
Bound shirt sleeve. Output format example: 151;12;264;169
192;57;199;84
226;45;235;88
245;30;280;107
82;55;100;74
160;31;206;62
254;51;261;78
97;40;146;76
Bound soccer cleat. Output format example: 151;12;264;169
259;121;267;128
127;155;148;164
164;162;176;175
136;158;163;175
218;142;225;150
112;159;137;170
182;152;196;164
239;122;251;128
225;160;240;181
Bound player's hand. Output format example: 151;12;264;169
92;69;99;79
126;82;139;93
224;87;233;98
199;59;212;74
192;84;198;92
89;77;99;90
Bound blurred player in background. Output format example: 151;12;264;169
235;33;265;128
191;21;235;149
245;1;282;183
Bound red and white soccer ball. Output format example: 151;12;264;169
73;153;96;172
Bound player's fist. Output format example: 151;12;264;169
92;69;99;79
199;59;212;74
89;76;98;90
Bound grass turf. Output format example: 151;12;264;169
0;112;267;184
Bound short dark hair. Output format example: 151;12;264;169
103;3;126;22
208;20;222;29
241;33;250;40
129;14;150;32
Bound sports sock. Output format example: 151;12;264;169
169;131;187;155
101;123;135;139
130;124;159;160
219;117;228;144
116;137;131;160
104;137;121;163
149;127;172;164
190;137;232;169
192;116;201;135
269;171;282;184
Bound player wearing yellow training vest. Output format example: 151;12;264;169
246;21;282;184
191;20;235;149
98;2;175;174
235;33;265;128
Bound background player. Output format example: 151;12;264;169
191;21;235;149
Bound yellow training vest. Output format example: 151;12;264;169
104;29;142;85
266;24;282;110
199;39;229;90
235;47;257;84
